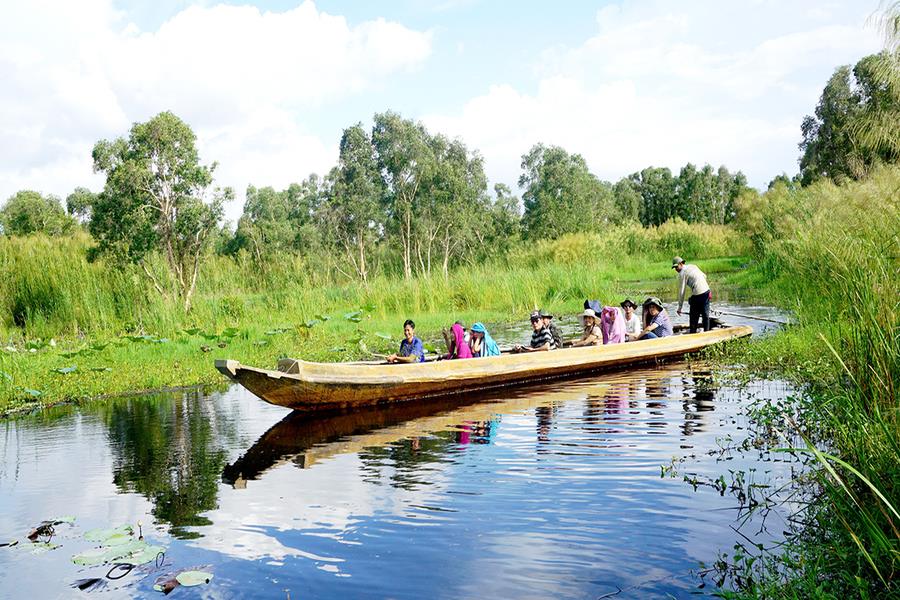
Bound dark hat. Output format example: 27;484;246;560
620;298;637;309
539;309;554;319
530;310;541;322
643;296;664;309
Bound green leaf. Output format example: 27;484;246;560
51;366;78;375
343;311;362;321
314;313;331;321
53;516;76;524
361;302;376;313
84;524;133;543
375;332;393;340
119;545;165;566
0;371;11;383
22;388;42;398
183;328;202;336
221;327;240;338
90;367;112;373
152;338;170;344
90;342;109;352
175;571;214;586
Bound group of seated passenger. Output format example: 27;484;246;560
385;297;675;363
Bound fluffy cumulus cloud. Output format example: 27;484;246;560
423;0;882;190
0;0;431;219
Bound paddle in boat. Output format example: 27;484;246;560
215;324;752;413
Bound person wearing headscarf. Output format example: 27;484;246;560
443;322;473;359
600;306;626;344
470;322;501;357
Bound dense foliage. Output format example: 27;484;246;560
0;190;74;236
799;52;900;185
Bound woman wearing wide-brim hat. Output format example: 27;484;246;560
570;309;603;347
638;297;673;339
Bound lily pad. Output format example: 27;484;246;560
375;332;393;340
343;311;362;322
51;366;78;375
84;524;132;543
182;328;202;336
119;545;165;566
314;314;331;321
72;539;146;566
22;388;43;398
221;327;240;338
30;541;61;554
175;570;214;586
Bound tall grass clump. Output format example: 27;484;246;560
732;164;900;596
1;221;750;343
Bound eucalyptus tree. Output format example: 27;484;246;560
372;111;433;279
612;178;642;224
0;190;74;236
323;123;385;282
90;111;229;311
519;144;613;239
628;166;677;227
65;187;96;224
800;52;900;185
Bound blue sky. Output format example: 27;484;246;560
0;1;884;222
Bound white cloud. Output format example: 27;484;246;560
424;0;882;190
0;1;432;219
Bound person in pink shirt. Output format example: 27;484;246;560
600;306;626;344
443;322;473;359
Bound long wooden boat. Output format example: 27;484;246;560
215;325;752;413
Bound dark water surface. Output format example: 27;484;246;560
1;311;794;599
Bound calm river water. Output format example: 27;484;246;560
0;306;794;598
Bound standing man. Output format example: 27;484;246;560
673;256;711;333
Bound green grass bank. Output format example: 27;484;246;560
714;165;899;597
0;220;747;414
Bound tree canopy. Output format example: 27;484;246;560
0;190;74;236
799;52;900;185
90;111;229;311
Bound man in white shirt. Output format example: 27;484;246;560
619;298;642;341
673;256;711;333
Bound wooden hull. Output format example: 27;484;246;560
215;325;752;412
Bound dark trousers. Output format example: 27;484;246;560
688;290;711;333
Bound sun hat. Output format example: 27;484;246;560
643;297;664;309
672;256;685;268
620;298;637;309
580;308;599;326
539;309;554;319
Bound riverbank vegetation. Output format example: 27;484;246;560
0;28;898;598
715;164;900;597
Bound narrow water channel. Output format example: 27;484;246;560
0;308;794;598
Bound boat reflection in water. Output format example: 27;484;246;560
222;364;725;489
222;375;618;487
